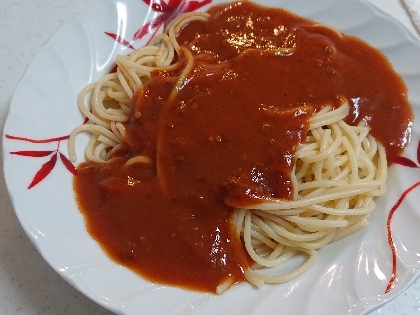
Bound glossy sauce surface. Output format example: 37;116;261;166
74;1;412;293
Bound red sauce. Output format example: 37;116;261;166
74;1;413;293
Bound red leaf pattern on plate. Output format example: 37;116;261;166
6;133;77;186
104;32;135;49
109;64;118;74
417;139;420;164
108;0;211;45
59;152;77;175
28;152;58;189
133;13;169;40
10;150;54;157
394;156;418;168
5;134;69;143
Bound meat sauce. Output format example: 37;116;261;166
74;1;412;293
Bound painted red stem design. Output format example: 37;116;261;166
6;134;76;189
384;139;420;293
104;0;211;51
385;180;420;293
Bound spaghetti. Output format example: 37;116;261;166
71;1;411;294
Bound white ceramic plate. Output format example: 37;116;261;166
3;0;420;314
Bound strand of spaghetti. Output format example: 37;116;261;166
119;64;143;95
215;278;234;295
298;133;342;163
115;57;152;91
249;228;290;248
250;210;329;242
342;135;359;183
93;142;110;160
282;215;348;229
117;47;161;91
332;215;370;242
290;231;337;250
309;24;343;38
125;155;153;166
250;214;309;246
84;135;101;162
97;134;119;147
249;216;336;251
252;216;305;240
364;135;378;159
116;61;135;99
244;249;317;285
234;208;247;234
168;47;195;100
68;124;122;162
105;82;131;103
264;243;287;260
77;83;110;128
298;179;356;190
244;211;293;268
127;48;160;68
338;120;364;157
110;121;125;141
305;201;375;216
116;54;156;74
150;34;175;67
156;47;195;192
309;102;348;129
91;73;128;122
236;185;380;210
166;12;210;54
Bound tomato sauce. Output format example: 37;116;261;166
74;1;412;293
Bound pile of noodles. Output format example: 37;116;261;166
68;12;387;290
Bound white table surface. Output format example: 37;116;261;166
1;0;419;314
